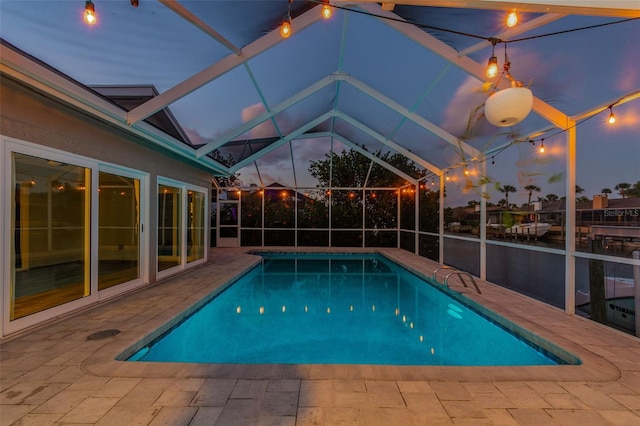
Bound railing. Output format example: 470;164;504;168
444;271;482;294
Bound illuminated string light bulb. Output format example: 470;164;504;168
280;18;292;38
321;2;332;19
608;107;616;124
281;0;293;39
464;165;469;176
486;40;498;79
539;139;545;153
446;172;450;181
506;10;518;28
84;0;96;25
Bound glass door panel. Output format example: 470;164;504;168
187;190;205;263
158;184;182;271
11;153;90;320
98;172;140;290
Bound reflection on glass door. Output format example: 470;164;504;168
158;184;181;271
11;153;90;320
187;190;205;263
98;171;141;290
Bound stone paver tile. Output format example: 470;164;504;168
611;394;640;410
597;409;640;425
365;380;405;408
92;377;141;398
360;407;417;426
430;381;471;401
333;379;366;393
543;393;590;409
31;389;93;414
57;396;120;423
170;377;205;392
189;407;223;426
214;398;261;425
296;407;323;426
230;379;268;399
403;392;447;411
559;382;626;410
47;366;87;383
507;408;558;425
256;415;296;425
7;412;63;426
94;405;161;426
299;380;334;407
321;407;362;425
0;404;37;425
1;382;68;405
461;382;501;396
267;379;300;392
116;378;173;406
495;382;551;409
333;388;370;408
260;391;298;416
153;389;197;407
14;365;67;383
148;406;197;426
441;400;485;418
526;382;567;394
65;375;110;391
472;393;515;409
397;380;434;394
546;409;609;425
590;381;638;395
482;408;520;425
191;379;237;407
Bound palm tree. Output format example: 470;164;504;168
601;188;612;195
545;193;559;201
498;184;517;210
524;184;541;211
575;185;585;195
615;182;631;198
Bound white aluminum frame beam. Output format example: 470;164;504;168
333;1;640;18
333;134;419;185
360;3;569;129
160;0;241;55
127;6;323;126
334;111;442;175
229;112;334;172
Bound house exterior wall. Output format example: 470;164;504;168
1;75;211;337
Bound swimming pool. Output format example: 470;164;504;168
125;253;578;366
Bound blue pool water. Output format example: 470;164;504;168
128;253;573;366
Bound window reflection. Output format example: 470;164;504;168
158;184;181;271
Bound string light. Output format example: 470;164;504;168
321;1;332;19
446;172;450;181
464;164;469;176
608;106;616;124
281;0;293;38
491;156;495;166
130;0;139;7
486;39;499;79
84;0;96;25
506;10;518;28
539;139;545;153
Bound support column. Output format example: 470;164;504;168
439;174;445;264
565;121;576;315
480;159;487;281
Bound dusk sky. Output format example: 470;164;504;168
1;1;638;206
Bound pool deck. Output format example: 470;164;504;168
2;247;640;425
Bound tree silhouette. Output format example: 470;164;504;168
498;184;517;210
545;193;559;201
524;184;541;211
615;182;631;198
575;185;585;195
627;181;640;198
601;188;612;195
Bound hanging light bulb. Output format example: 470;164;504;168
280;17;292;38
321;2;332;19
491;156;495;166
84;0;97;25
506;10;518;28
539;139;545;153
446;172;450;181
608;107;616;124
464;165;469;176
281;0;293;38
486;41;499;79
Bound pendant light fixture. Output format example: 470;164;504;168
506;10;518;28
608;106;616;124
84;0;96;25
321;1;332;19
281;0;293;38
486;40;499;79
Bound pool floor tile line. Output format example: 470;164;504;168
1;247;640;425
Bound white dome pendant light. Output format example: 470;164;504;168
484;42;533;127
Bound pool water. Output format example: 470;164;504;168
128;253;569;366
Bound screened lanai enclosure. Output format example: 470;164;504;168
1;1;639;337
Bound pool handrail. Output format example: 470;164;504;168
432;265;456;282
443;271;482;294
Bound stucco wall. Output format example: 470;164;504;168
1;76;212;284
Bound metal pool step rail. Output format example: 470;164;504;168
432;265;482;294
